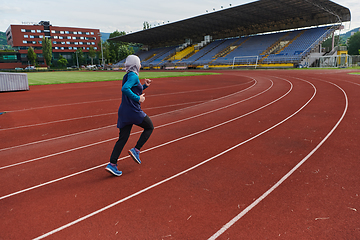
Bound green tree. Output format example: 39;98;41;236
57;55;68;68
27;46;37;66
75;48;85;65
97;40;104;65
347;32;360;55
102;41;110;64
88;46;96;65
42;37;52;67
107;30;126;63
118;45;134;60
109;49;117;64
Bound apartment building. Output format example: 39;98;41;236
4;21;101;68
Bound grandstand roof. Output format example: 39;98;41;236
109;0;351;48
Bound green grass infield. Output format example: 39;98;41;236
26;71;220;85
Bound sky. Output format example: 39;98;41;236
1;0;359;36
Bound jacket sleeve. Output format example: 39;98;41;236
121;73;140;102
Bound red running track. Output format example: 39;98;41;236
0;69;359;239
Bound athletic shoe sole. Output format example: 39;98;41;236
105;167;122;176
128;149;141;164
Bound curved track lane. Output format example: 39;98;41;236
0;70;359;239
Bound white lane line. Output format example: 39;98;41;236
0;79;277;199
208;79;348;240
0;79;262;169
7;98;120;113
0;80;255;134
0;112;116;132
0;101;207;152
0;101;205;132
6;82;252;113
33;78;314;240
0;125;114;152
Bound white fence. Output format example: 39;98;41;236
305;55;356;68
0;72;29;92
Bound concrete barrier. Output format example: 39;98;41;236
0;72;29;92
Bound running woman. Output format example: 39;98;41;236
106;55;154;176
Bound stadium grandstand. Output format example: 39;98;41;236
109;0;351;69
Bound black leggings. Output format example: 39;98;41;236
110;115;154;164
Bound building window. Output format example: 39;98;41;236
75;42;78;45
55;47;58;49
30;35;34;38
32;41;36;44
94;47;97;50
65;31;69;34
78;31;82;34
59;36;63;39
60;31;64;34
37;30;41;33
61;42;65;44
91;42;95;45
79;42;83;45
53;41;56;44
91;32;94;35
73;31;77;34
69;47;72;50
72;37;76;40
23;40;27;43
74;47;77;50
66;41;70;44
39;41;42;44
67;36;71;39
24;35;28;38
61;47;64;50
86;32;89;35
21;29;26;32
51;30;55;33
31;30;35;33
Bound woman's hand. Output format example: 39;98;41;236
144;79;152;87
139;93;145;103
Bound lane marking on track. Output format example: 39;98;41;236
0;125;114;152
0;80;255;133
0;79;257;153
5;82;252;113
0;101;207;152
33;78;317;240
0;112;116;132
0;101;207;132
0;78;278;199
0;79;262;169
342;80;360;86
208;78;348;240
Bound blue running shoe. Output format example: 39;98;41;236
105;163;122;176
129;148;141;164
